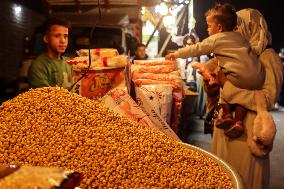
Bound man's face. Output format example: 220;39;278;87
44;24;69;54
136;46;146;59
206;16;220;36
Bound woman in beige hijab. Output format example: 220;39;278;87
210;8;283;189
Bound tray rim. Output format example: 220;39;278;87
181;142;244;189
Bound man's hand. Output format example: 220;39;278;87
165;53;176;60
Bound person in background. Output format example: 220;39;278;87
129;43;148;99
131;43;148;61
28;17;72;89
183;34;198;89
183;33;199;79
166;3;265;138
183;33;208;119
183;35;197;55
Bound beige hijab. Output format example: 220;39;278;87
236;8;271;55
236;9;283;157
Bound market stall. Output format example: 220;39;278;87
0;87;243;188
0;1;242;187
66;48;183;135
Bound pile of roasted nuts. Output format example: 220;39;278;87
0;87;233;189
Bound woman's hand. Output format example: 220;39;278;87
165;53;176;60
217;69;228;87
192;62;218;85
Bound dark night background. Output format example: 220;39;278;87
9;0;284;52
0;0;283;83
194;0;283;51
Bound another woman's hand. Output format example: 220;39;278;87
217;69;228;87
193;62;218;85
165;53;176;60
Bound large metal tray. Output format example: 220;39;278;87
181;143;244;189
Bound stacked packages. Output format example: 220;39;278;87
67;48;128;99
131;58;183;133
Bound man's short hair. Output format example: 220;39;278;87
42;17;71;35
183;34;196;46
135;43;146;51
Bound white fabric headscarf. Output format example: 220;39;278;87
234;8;283;157
236;8;271;55
237;8;283;110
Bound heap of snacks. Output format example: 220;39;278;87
0;87;233;189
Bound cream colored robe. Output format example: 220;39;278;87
211;8;284;189
211;48;283;189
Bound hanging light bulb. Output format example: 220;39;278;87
155;2;169;16
141;6;146;15
14;5;22;15
144;21;155;35
163;13;175;27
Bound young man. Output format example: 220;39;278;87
131;43;148;61
28;17;72;89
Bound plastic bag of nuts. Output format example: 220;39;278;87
0;164;82;189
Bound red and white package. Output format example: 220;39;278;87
76;48;119;58
72;67;126;100
67;55;128;70
137;85;173;124
100;88;156;129
133;58;176;66
132;71;181;82
170;88;184;133
135;87;180;141
131;64;176;74
134;79;182;89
